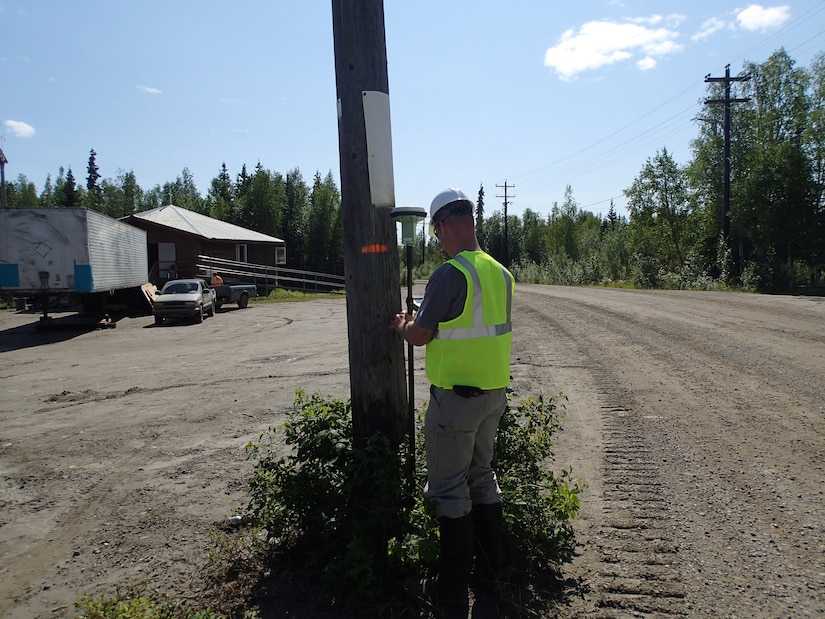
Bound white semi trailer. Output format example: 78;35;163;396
0;208;149;319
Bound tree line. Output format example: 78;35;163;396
4;48;823;291
4;156;344;275
465;49;823;292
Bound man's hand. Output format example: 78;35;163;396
389;311;412;334
389;311;433;346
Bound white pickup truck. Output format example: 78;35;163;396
153;278;217;325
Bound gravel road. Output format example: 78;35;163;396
1;285;823;618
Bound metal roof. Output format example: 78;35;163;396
130;204;284;243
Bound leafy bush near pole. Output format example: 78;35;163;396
242;389;582;611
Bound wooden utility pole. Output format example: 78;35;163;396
0;148;8;210
496;181;514;266
705;65;750;242
331;0;407;445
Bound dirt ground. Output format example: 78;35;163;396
1;285;823;618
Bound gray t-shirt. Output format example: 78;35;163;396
415;262;467;332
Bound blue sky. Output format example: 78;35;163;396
2;1;824;220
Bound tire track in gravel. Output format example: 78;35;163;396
512;287;688;618
513;285;825;618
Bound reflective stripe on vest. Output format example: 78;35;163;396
434;254;513;341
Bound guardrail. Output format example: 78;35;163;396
196;255;345;294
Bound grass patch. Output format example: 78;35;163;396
255;289;345;303
73;584;256;619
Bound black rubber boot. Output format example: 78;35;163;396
408;513;473;618
435;513;474;616
472;502;504;592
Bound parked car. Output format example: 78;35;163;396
153;279;216;325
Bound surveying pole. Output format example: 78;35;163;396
391;206;427;486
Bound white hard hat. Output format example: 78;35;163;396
430;188;474;220
429;188;474;238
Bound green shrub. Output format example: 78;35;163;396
242;389;582;610
244;391;405;607
495;395;581;571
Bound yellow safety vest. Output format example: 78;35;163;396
425;251;514;390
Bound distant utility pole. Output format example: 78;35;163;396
331;0;407;445
0;148;8;209
496;181;514;266
704;65;750;242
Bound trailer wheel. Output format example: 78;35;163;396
154;315;164;326
238;293;249;309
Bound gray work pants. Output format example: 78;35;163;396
423;386;507;519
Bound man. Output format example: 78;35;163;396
390;188;514;616
211;272;224;286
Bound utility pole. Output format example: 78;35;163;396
704;65;750;243
0;148;8;209
331;0;407;445
496;181;514;266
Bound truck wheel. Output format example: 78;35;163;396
238;293;249;309
154;315;164;326
197;306;204;323
208;300;216;317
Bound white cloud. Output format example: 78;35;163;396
137;85;162;95
626;13;685;27
637;57;657;71
544;18;683;80
692;16;727;42
4;120;36;138
628;15;662;26
735;4;790;32
688;5;789;43
665;13;688;28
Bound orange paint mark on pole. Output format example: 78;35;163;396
361;243;388;254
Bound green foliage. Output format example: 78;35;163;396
85;149;102;212
73;585;254;619
630;252;662;289
494;395;582;570
244;391;405;607
511;256;597;286
242;389;582;611
305;171;344;274
626;148;692;272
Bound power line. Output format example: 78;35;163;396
517;104;699;194
507;6;822;216
516;82;705;183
